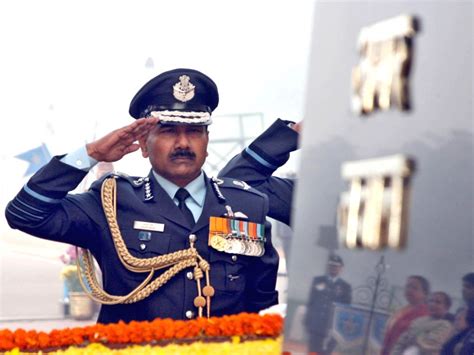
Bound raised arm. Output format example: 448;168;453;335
219;118;300;225
5;117;158;248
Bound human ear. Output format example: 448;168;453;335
138;137;149;158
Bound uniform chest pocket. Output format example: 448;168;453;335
121;228;172;258
209;251;249;293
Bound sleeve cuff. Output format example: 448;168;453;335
60;145;98;171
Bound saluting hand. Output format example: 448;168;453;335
86;117;159;162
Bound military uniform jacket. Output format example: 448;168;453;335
304;275;352;335
219;118;298;226
5;157;279;324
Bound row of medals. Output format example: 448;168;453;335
210;233;265;257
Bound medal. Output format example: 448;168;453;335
235;239;246;255
256;243;265;257
209;216;265;257
248;242;258;256
226;238;240;254
210;234;228;251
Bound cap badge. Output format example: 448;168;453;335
173;75;195;102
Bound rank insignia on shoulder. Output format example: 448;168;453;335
111;172;148;189
208;216;265;257
143;177;154;201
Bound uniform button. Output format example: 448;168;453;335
186;272;194;280
189;234;197;243
75;159;83;167
139;243;146;250
231;255;238;262
185;310;194;319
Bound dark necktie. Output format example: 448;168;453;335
175;188;195;227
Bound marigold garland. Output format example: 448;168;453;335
6;337;282;355
0;313;283;352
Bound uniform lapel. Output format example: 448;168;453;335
192;175;227;233
145;171;190;229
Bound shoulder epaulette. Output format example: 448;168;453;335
214;177;265;198
109;172;148;188
94;172;153;201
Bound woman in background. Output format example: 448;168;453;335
381;275;430;355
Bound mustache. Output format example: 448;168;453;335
169;149;196;160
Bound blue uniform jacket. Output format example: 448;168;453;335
5;157;279;324
219;118;298;226
303;275;352;335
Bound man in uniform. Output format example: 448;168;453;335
219;118;300;226
303;254;352;354
5;68;279;324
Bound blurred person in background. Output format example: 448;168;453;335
303;254;352;354
381;275;430;355
441;272;474;355
391;291;454;355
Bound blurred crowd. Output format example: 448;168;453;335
382;272;474;355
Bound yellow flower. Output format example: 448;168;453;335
60;265;77;280
50;338;283;354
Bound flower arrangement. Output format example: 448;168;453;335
60;265;83;293
0;313;283;354
7;337;282;354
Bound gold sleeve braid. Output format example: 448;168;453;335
75;177;214;317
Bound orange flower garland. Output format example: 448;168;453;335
0;313;283;352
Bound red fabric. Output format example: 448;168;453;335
381;304;429;355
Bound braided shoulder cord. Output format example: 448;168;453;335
100;178;198;272
74;177;205;306
76;247;155;304
76;247;197;304
74;177;215;315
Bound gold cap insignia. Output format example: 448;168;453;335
173;75;195;102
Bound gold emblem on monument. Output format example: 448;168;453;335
352;15;418;115
173;75;195;102
337;155;415;250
